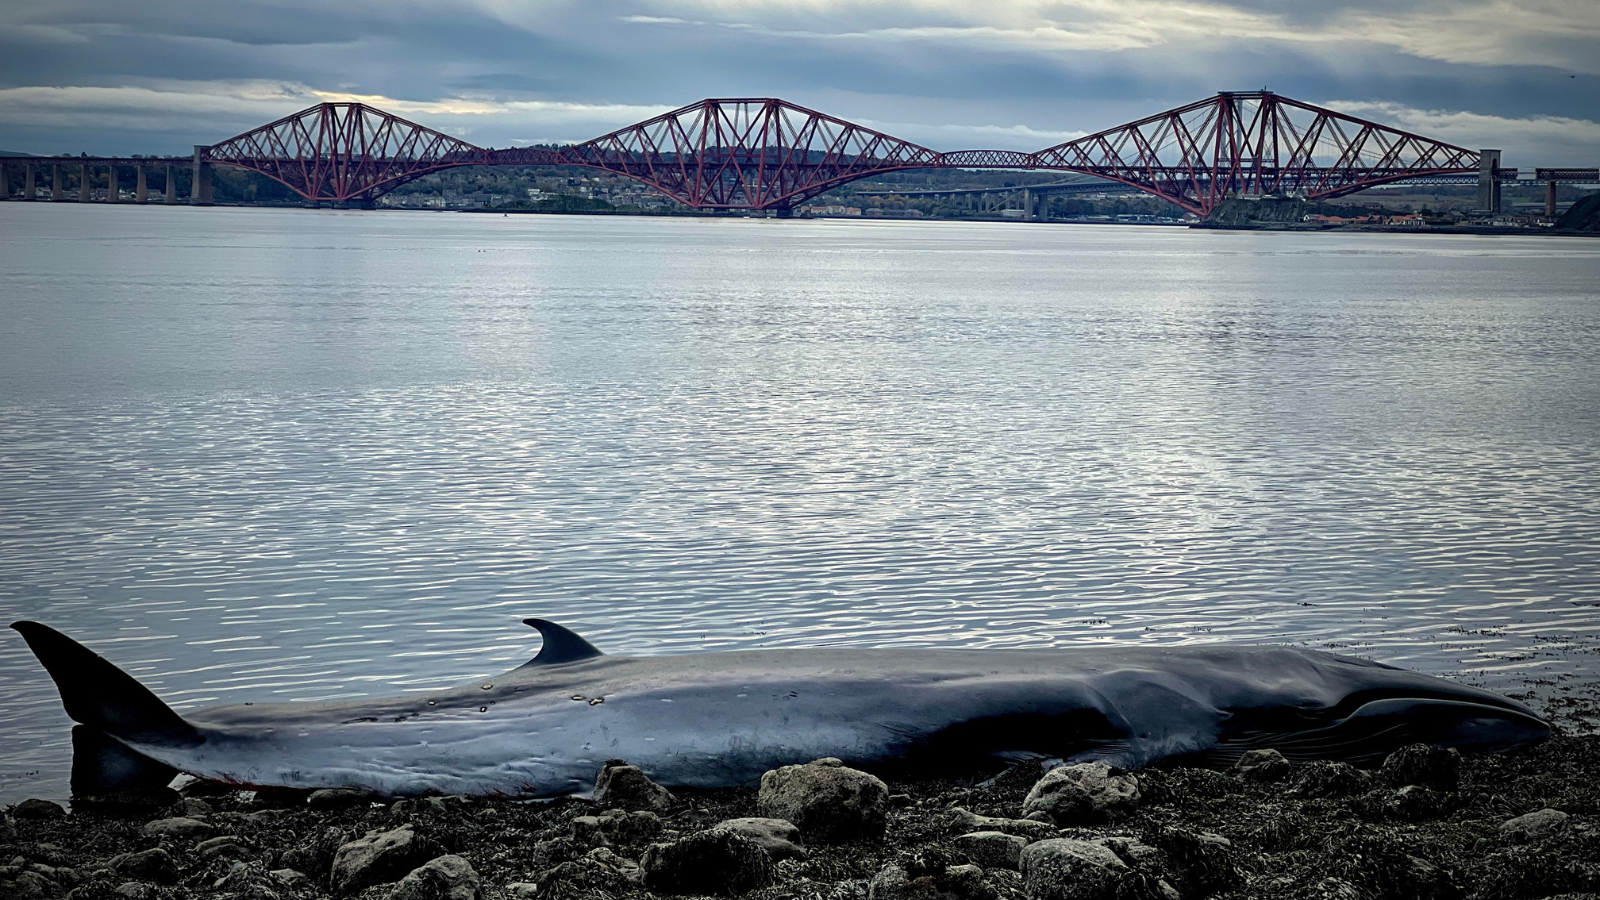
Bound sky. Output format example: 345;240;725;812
1;0;1597;165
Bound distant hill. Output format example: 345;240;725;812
0;151;39;157
1555;193;1600;232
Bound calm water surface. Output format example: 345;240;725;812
2;204;1598;801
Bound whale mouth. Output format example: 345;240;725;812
1203;695;1551;767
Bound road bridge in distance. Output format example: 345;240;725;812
3;92;1595;217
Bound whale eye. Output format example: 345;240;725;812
589;698;604;706
482;684;493;690
571;695;585;701
479;706;488;713
427;700;437;706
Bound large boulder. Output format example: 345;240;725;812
639;829;775;895
593;761;675;814
1233;749;1292;783
714;817;808;861
953;831;1029;870
757;757;889;843
389;855;480;900
108;850;178;885
1380;744;1461;791
1022;763;1141;825
1021;839;1130;900
330;825;443;895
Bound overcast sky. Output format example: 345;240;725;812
2;0;1596;164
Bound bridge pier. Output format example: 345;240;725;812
1477;149;1501;215
1546;180;1557;218
51;164;63;201
165;165;177;204
106;165;119;203
191;147;213;205
135;165;148;203
79;163;92;202
24;163;36;200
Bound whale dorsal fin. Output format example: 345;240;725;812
519;618;604;667
10;621;200;746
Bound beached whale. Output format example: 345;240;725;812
12;619;1548;798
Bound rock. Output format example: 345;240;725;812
1381;744;1461;791
1233;748;1292;782
941;807;1058;842
593;761;675;814
12;799;66;821
1384;785;1447;822
139;816;215;840
870;861;995;900
213;862;269;893
310;789;377;811
1022;763;1141;825
1291;761;1370;799
330;825;443;895
528;847;642;898
197;836;252;861
390;798;449;818
1096;836;1170;876
870;848;997;900
108;850;177;885
1499;808;1569;843
114;885;156;900
953;831;1028;870
571;808;662;847
715;817;808;861
640;829;776;895
568;816;612;848
270;869;309;887
1020;838;1130;900
757;757;889;843
10;869;59;900
180;798;213;817
389;854;480;900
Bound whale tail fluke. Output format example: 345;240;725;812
10;621;199;795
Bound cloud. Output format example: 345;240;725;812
0;0;1594;156
1330;100;1600;165
619;0;1600;71
0;82;676;146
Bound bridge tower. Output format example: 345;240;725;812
1477;149;1502;214
191;146;213;205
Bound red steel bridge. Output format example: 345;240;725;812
6;91;1593;216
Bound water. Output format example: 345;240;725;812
2;204;1598;802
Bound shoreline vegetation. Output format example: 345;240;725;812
2;731;1596;900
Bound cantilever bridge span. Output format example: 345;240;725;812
6;92;1579;215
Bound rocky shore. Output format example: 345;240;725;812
2;736;1597;900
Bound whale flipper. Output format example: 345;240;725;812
519;618;604;667
72;725;180;795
